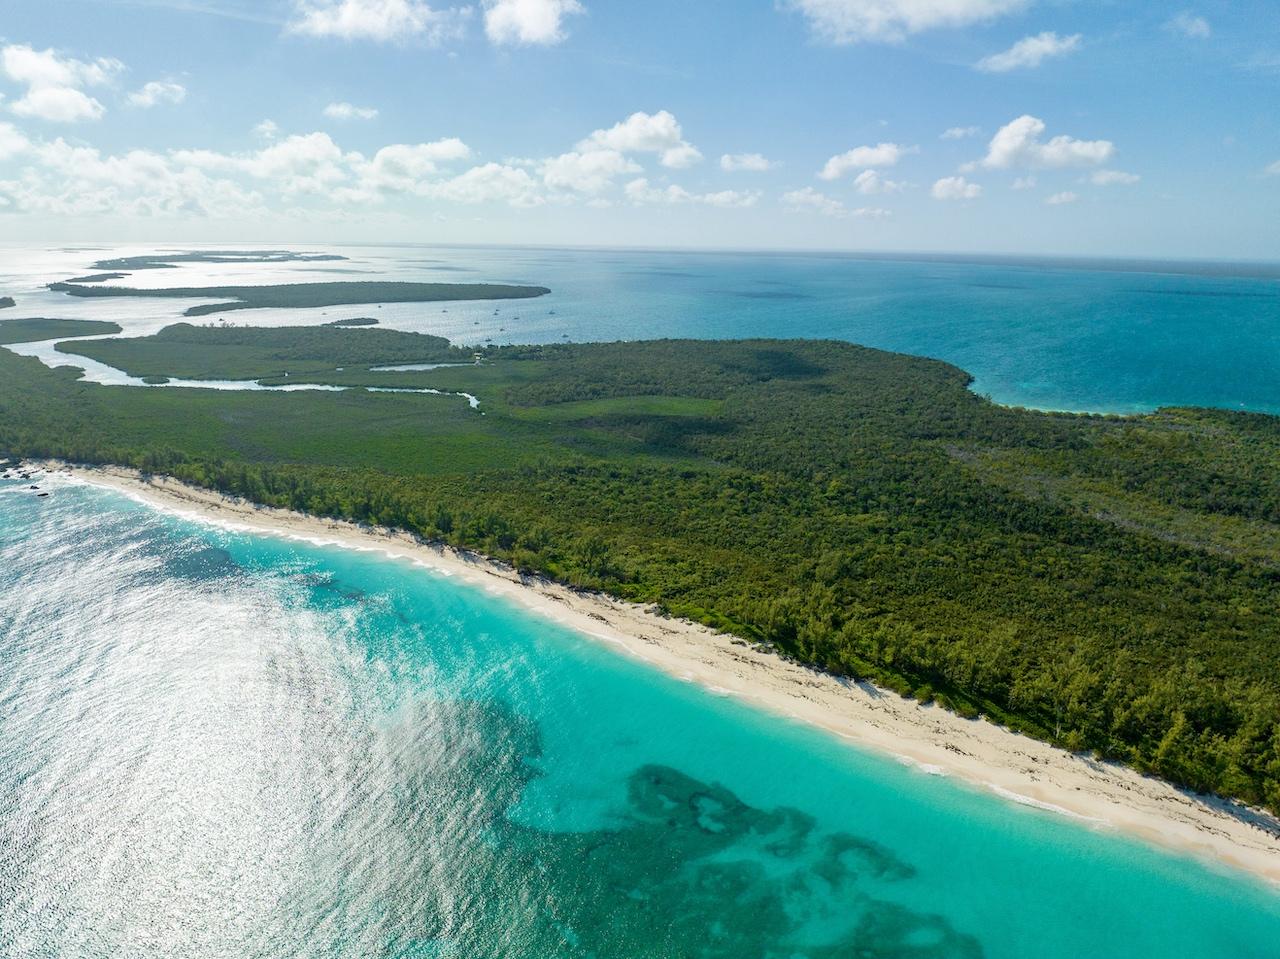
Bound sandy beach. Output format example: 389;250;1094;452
27;460;1280;887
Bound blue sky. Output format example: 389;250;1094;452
1;0;1278;257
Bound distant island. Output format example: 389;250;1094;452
46;280;553;316
325;316;379;327
6;320;1277;819
88;250;349;271
0;297;14;310
64;273;129;284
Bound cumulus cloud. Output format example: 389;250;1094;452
1090;169;1140;185
786;0;1025;44
819;142;915;180
418;162;544;206
1045;190;1078;205
852;169;904;194
541;149;640;194
1166;12;1210;39
0;139;266;219
941;126;980;140
720;152;774;172
1;44;124;122
577;110;702;168
1011;175;1036;190
483;0;585;46
977;32;1081;72
782;186;889;218
931;175;981;200
128;81;187;108
0;121;31;160
174;132;357;195
624;177;760;207
0;104;761;220
976;115;1114;169
288;0;469;43
355;138;472;192
324;101;379;120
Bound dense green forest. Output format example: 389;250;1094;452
46;280;552;316
60;323;469;380
3;327;1279;813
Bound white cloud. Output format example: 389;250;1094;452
852;169;904;194
977;31;1082;73
819;142;915;180
786;0;1025;44
288;0;469;43
977;115;1114;169
1;44;124;122
324;101;379;120
782;186;889;218
701;188;762;208
1045;190;1078;205
1091;169;1140;186
578;110;702;168
941;126;980;140
623;177;759;207
1166;12;1210;39
2;139;266;219
0;121;30;160
356;138;472;192
541;149;640;194
253;119;280;140
931;175;981;200
483;0;585;46
720;152;775;172
784;186;846;216
419;162;544;206
173;132;358;195
1011;175;1036;190
1264;160;1280;176
128;81;187;108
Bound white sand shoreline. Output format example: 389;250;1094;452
21;460;1280;888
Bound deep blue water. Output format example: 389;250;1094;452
2;477;1279;958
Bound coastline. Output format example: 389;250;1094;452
31;460;1280;887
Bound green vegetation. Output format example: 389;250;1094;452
326;316;379;327
3;332;1279;813
0;317;121;344
89;250;347;271
0;297;14;310
47;280;553;316
59;323;468;380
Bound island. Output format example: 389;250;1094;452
0;317;122;343
325;316;379;327
46;280;553;316
0;297;14;310
8;321;1277;822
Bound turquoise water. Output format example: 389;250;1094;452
5;245;1280;414
3;477;1279;958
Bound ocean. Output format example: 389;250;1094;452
2;245;1280;956
1;479;1279;957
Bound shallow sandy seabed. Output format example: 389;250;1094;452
17;459;1280;888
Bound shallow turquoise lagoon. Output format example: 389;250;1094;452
2;479;1278;958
